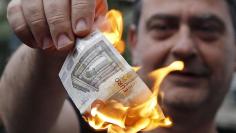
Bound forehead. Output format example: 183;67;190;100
141;0;231;21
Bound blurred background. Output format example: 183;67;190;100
1;0;236;133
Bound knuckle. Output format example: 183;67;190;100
12;23;28;34
72;1;88;9
71;1;95;20
45;2;68;26
28;16;45;27
47;14;67;26
28;14;45;27
7;0;21;16
22;3;46;25
72;0;95;10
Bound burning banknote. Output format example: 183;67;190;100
59;10;184;133
59;30;151;113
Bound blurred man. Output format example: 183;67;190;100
1;0;236;133
128;0;236;132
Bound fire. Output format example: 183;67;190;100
149;61;184;96
102;10;125;54
85;61;184;133
84;10;185;133
131;66;141;72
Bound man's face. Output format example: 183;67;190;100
130;0;236;112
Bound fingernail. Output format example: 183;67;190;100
57;34;73;49
76;19;88;34
43;37;53;50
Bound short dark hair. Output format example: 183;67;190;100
133;0;236;33
133;0;142;26
226;0;236;32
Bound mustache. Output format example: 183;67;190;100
139;61;210;84
169;62;210;76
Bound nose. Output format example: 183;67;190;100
171;26;197;61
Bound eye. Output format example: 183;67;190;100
190;17;225;42
148;22;178;40
152;23;171;31
191;20;224;42
198;22;220;33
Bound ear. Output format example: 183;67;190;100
234;52;236;71
128;24;138;49
128;24;138;65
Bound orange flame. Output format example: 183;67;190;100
85;60;184;132
102;10;125;54
85;9;185;133
149;61;184;96
131;66;141;72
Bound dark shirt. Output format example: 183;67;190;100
0;125;5;133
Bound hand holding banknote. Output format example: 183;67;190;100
3;0;107;132
7;0;107;50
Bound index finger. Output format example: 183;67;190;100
71;0;96;37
